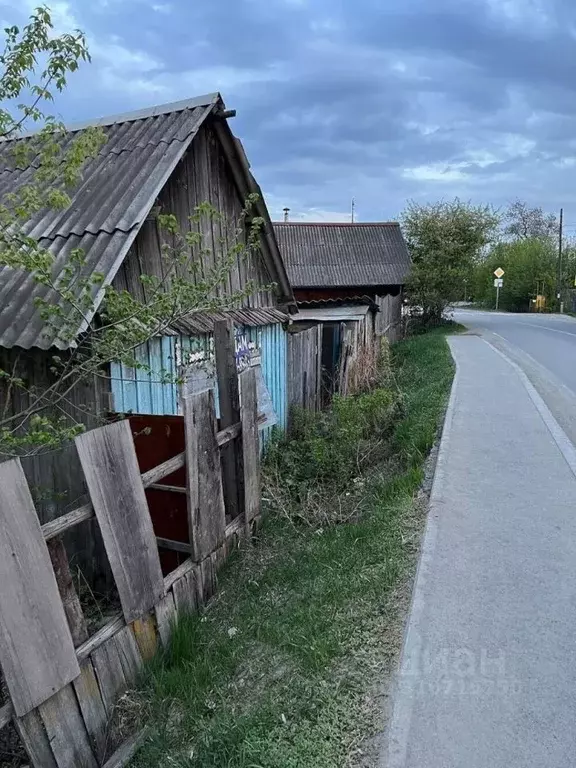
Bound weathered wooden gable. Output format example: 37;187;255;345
113;121;275;308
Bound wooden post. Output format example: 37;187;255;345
214;318;242;519
47;537;89;647
240;367;260;536
183;388;226;561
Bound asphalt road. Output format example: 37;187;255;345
452;309;576;394
383;332;576;768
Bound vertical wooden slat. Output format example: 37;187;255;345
91;635;128;715
172;569;199;616
73;660;109;763
0;458;80;717
155;592;176;648
15;708;58;768
132;615;158;662
48;537;89;647
75;420;165;623
240;367;260;534
184;389;226;561
38;684;98;768
214;318;242;519
114;625;143;682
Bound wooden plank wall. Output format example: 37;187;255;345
287;325;322;419
112;122;276;310
0;351;262;768
375;293;403;341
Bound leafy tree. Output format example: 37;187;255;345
503;200;558;241
474;238;557;312
402;199;499;325
0;8;266;456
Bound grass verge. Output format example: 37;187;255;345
126;327;456;768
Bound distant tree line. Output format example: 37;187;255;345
401;198;572;323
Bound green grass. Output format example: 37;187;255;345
127;328;456;768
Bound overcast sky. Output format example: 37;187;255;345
2;0;576;230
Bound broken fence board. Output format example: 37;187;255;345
77;615;124;662
184;389;226;561
38;684;98;768
41;503;94;541
0;458;80;717
15;708;58;768
76;420;165;623
73;660;109;763
91;634;128;716
101;728;147;768
132;615;158;662
240;367;260;531
155;593;176;648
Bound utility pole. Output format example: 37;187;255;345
558;207;564;311
351;197;355;223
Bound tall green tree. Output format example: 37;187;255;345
474;238;557;312
402;199;499;325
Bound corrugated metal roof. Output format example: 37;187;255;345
170;307;289;335
0;95;221;349
273;222;411;288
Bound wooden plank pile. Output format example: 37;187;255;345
0;320;261;767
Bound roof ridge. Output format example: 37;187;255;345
272;221;400;227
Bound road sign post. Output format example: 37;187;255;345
493;268;504;310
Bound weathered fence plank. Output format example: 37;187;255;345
155;593;176;647
101;728;147;768
91;635;128;715
132;616;158;662
77;615;124;662
172;569;199;616
76;420;165;623
15;708;58;768
184;389;226;561
48;537;89;647
214;318;242;518
240;367;260;533
0;458;80;717
73;661;109;762
114;625;143;682
38;684;98;768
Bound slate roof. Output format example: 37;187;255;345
0;94;293;349
273;222;411;289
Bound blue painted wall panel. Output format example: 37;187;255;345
109;324;288;444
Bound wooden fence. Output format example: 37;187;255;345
0;320;261;768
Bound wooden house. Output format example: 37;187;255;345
0;93;294;581
274;221;410;407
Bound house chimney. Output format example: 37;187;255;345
283;207;290;222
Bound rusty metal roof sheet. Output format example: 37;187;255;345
170;307;289;335
0;94;221;349
273;222;411;289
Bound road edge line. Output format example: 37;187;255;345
483;338;576;478
381;350;461;768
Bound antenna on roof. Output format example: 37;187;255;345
351;197;356;223
283;207;290;222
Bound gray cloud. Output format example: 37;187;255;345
3;0;576;221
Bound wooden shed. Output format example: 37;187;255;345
273;221;410;340
0;93;294;584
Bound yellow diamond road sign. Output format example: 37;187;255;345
494;267;505;279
